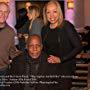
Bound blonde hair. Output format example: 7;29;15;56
43;0;64;27
28;5;40;20
28;5;40;30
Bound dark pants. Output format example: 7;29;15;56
0;67;8;90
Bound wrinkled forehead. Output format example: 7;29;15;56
0;3;10;11
28;36;42;45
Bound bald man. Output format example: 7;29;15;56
7;35;62;90
8;34;49;90
27;34;43;59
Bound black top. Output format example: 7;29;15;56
44;28;62;57
42;20;82;63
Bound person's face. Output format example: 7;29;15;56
27;12;32;20
28;37;42;59
46;3;59;25
0;4;9;24
27;11;35;20
25;2;31;10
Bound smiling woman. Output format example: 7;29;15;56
41;0;82;90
